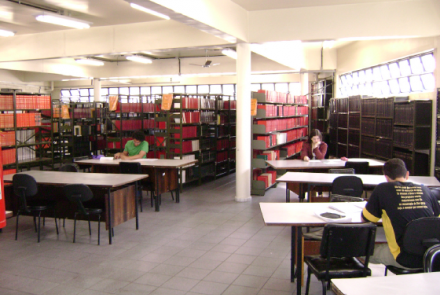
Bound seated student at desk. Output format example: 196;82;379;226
114;131;148;160
362;158;440;269
300;129;327;161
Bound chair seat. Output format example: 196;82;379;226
85;208;103;214
305;255;371;279
386;265;423;275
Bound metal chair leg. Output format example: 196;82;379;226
73;212;77;243
98;215;101;245
33;216;37;232
15;211;20;240
321;280;327;295
37;212;41;243
54;209;59;235
305;267;312;295
88;216;91;236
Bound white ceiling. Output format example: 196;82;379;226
231;0;408;10
0;0;160;35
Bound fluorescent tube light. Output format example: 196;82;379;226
35;14;92;29
126;55;153;64
221;48;237;59
129;3;170;20
0;29;15;37
75;58;104;66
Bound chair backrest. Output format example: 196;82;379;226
328;168;355;174
344;161;370;174
330;194;364;202
63;184;94;215
332;176;364;197
429;188;440;201
424;244;440;272
320;223;376;278
13;174;38;211
402;217;440;256
59;164;79;172
119;162;142;174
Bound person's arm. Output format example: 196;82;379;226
114;151;128;159
300;142;310;161
120;150;146;160
313;142;327;160
361;187;382;222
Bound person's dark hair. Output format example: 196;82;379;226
132;131;145;142
308;129;322;144
383;158;407;180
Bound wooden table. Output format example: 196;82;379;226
276;172;440;202
267;158;385;200
331;272;440;295
267;158;385;170
4;171;148;244
260;202;366;295
75;158;198;211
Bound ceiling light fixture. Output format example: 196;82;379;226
0;29;15;37
221;48;237;59
129;3;170;20
75;58;104;66
35;13;92;29
126;55;153;64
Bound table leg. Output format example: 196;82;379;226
296;226;303;295
291;226;295;282
155;168;160;212
307;184;311;203
299;184;303;202
176;168;180;203
135;182;139;230
286;184;290;202
107;188;112;245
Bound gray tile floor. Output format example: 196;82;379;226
0;174;389;295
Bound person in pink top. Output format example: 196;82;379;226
300;129;328;161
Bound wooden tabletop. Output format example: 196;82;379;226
276;172;440;187
267;158;385;170
331;272;440;295
76;158;198;168
3;171;148;188
260;202;365;226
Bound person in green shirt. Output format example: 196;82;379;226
114;130;149;160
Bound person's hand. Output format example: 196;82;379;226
120;154;128;160
341;157;348;161
312;141;321;150
303;156;310;162
114;153;121;159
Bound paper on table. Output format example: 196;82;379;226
329;202;366;214
99;157;114;161
136;159;158;162
315;209;352;223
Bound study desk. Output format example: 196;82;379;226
75;158;198;211
267;158;385;171
331;272;440;295
260;202;365;295
267;158;385;200
4;170;148;244
276;172;440;202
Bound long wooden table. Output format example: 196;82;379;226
4;170;148;244
267;158;386;200
331;272;440;295
75;158;198;211
267;158;385;171
260;202;366;295
276;172;440;202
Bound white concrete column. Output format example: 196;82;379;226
300;72;308;96
235;43;252;202
93;78;101;102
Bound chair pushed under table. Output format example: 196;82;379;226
13;174;59;243
305;223;376;295
63;184;103;245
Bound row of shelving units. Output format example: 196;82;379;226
435;88;440;181
51;99;108;164
154;93;236;188
329;95;432;176
251;90;309;195
0;91;53;174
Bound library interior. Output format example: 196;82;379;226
0;1;440;295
